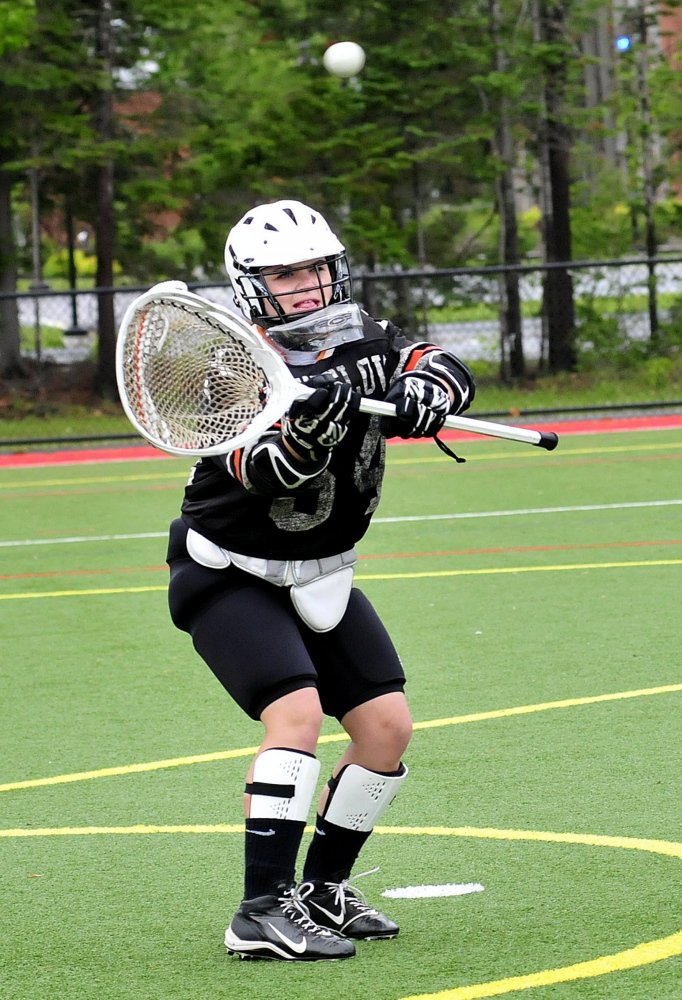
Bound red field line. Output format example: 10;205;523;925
4;539;682;581
2;414;681;469
386;412;682;446
358;539;682;560
0;445;168;469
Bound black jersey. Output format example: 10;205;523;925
180;313;471;560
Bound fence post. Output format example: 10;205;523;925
65;205;88;338
0;162;25;378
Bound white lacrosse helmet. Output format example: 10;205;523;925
224;200;353;339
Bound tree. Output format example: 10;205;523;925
611;1;682;354
0;0;100;379
94;0;118;398
487;0;525;379
532;0;577;373
0;0;35;378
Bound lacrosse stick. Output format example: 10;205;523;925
116;284;559;458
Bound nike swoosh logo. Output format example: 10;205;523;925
310;901;345;926
315;828;326;836
267;923;307;953
246;828;276;837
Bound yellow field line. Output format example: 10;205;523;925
1;440;681;489
0;585;169;600
372;825;682;859
0;472;184;489
355;558;682;580
0;823;246;838
402;930;682;1000
1;557;681;602
387;440;682;465
2;823;682;858
409;682;682;732
1;682;680;794
1;822;681;997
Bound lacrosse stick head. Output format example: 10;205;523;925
116;286;300;457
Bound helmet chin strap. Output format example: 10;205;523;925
261;301;327;329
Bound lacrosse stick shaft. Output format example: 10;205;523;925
295;386;558;450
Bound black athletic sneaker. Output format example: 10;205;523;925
224;883;356;961
299;876;399;940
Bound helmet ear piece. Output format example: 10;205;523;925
239;272;276;322
328;254;352;306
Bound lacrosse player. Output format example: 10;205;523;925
166;200;475;961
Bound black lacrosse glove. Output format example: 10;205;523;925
282;374;361;462
379;374;451;439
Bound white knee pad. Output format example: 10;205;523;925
323;762;408;832
246;748;321;822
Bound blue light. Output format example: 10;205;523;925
616;35;632;51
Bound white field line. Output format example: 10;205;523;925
0;532;167;548
1;499;682;548
382;883;485;899
372;498;682;524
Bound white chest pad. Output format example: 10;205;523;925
185;528;357;632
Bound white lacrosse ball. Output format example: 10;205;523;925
323;41;366;78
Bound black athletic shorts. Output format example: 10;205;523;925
166;519;406;721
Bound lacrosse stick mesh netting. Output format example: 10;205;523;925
122;301;272;451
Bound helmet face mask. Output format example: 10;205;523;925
235;253;351;327
225;201;357;351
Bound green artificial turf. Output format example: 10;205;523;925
1;430;682;999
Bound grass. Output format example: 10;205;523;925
1;427;682;999
468;358;682;412
0;400;133;442
428;292;682;325
16;278;96;293
19;325;69;351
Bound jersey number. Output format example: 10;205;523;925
267;419;384;531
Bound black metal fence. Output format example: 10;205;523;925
3;255;682;370
357;255;682;366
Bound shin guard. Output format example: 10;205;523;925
246;747;321;822
323;762;408;832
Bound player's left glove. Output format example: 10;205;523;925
379;374;451;439
283;374;361;462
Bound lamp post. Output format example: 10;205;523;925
64;203;88;340
28;162;49;365
615;3;659;348
636;2;659;348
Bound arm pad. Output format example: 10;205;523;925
399;347;475;415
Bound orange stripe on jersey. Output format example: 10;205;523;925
404;345;438;372
230;448;244;484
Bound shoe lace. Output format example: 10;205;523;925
328;867;381;914
278;885;335;937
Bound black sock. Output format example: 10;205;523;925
243;817;305;900
302;814;371;883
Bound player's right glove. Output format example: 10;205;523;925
282;374;361;462
379;374;451;439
